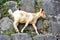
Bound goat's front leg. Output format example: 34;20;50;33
21;21;29;33
13;21;19;33
32;23;39;35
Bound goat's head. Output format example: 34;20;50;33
39;8;46;19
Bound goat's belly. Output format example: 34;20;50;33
19;19;33;24
19;19;26;23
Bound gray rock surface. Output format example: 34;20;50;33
53;14;60;22
48;21;60;35
33;34;45;40
18;23;34;31
44;35;56;40
11;33;32;40
21;0;35;13
56;35;60;40
37;19;44;30
0;17;13;31
0;29;4;35
5;1;18;12
33;34;56;40
0;35;10;40
42;0;60;15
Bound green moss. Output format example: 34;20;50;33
4;28;15;36
3;13;11;17
33;38;37;40
5;31;15;36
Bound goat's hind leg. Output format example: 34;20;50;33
13;21;19;33
21;21;29;33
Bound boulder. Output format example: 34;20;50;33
0;17;13;31
42;0;60;15
0;35;10;40
33;33;56;40
56;35;60;40
21;0;35;13
44;34;56;40
33;34;45;40
11;33;32;40
48;21;60;35
4;1;18;12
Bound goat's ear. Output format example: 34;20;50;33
40;8;44;13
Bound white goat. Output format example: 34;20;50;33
8;8;46;35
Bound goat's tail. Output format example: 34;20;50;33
8;9;13;15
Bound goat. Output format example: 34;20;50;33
8;8;46;35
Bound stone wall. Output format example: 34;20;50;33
21;0;35;13
0;33;60;40
0;0;60;40
42;0;60;15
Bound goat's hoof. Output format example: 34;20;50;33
37;34;39;35
21;31;23;33
21;30;24;33
37;33;40;35
15;31;20;33
18;32;20;33
17;32;20;34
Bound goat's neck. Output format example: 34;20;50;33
35;12;41;19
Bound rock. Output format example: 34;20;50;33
47;14;60;22
5;1;17;8
54;14;60;22
56;35;60;40
0;35;10;40
21;0;35;13
5;1;18;12
33;33;56;40
18;23;34;31
0;17;13;31
33;34;45;40
11;33;32;40
37;19;44;30
48;21;60;35
42;0;60;15
0;29;4;35
46;15;58;22
44;34;56;40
